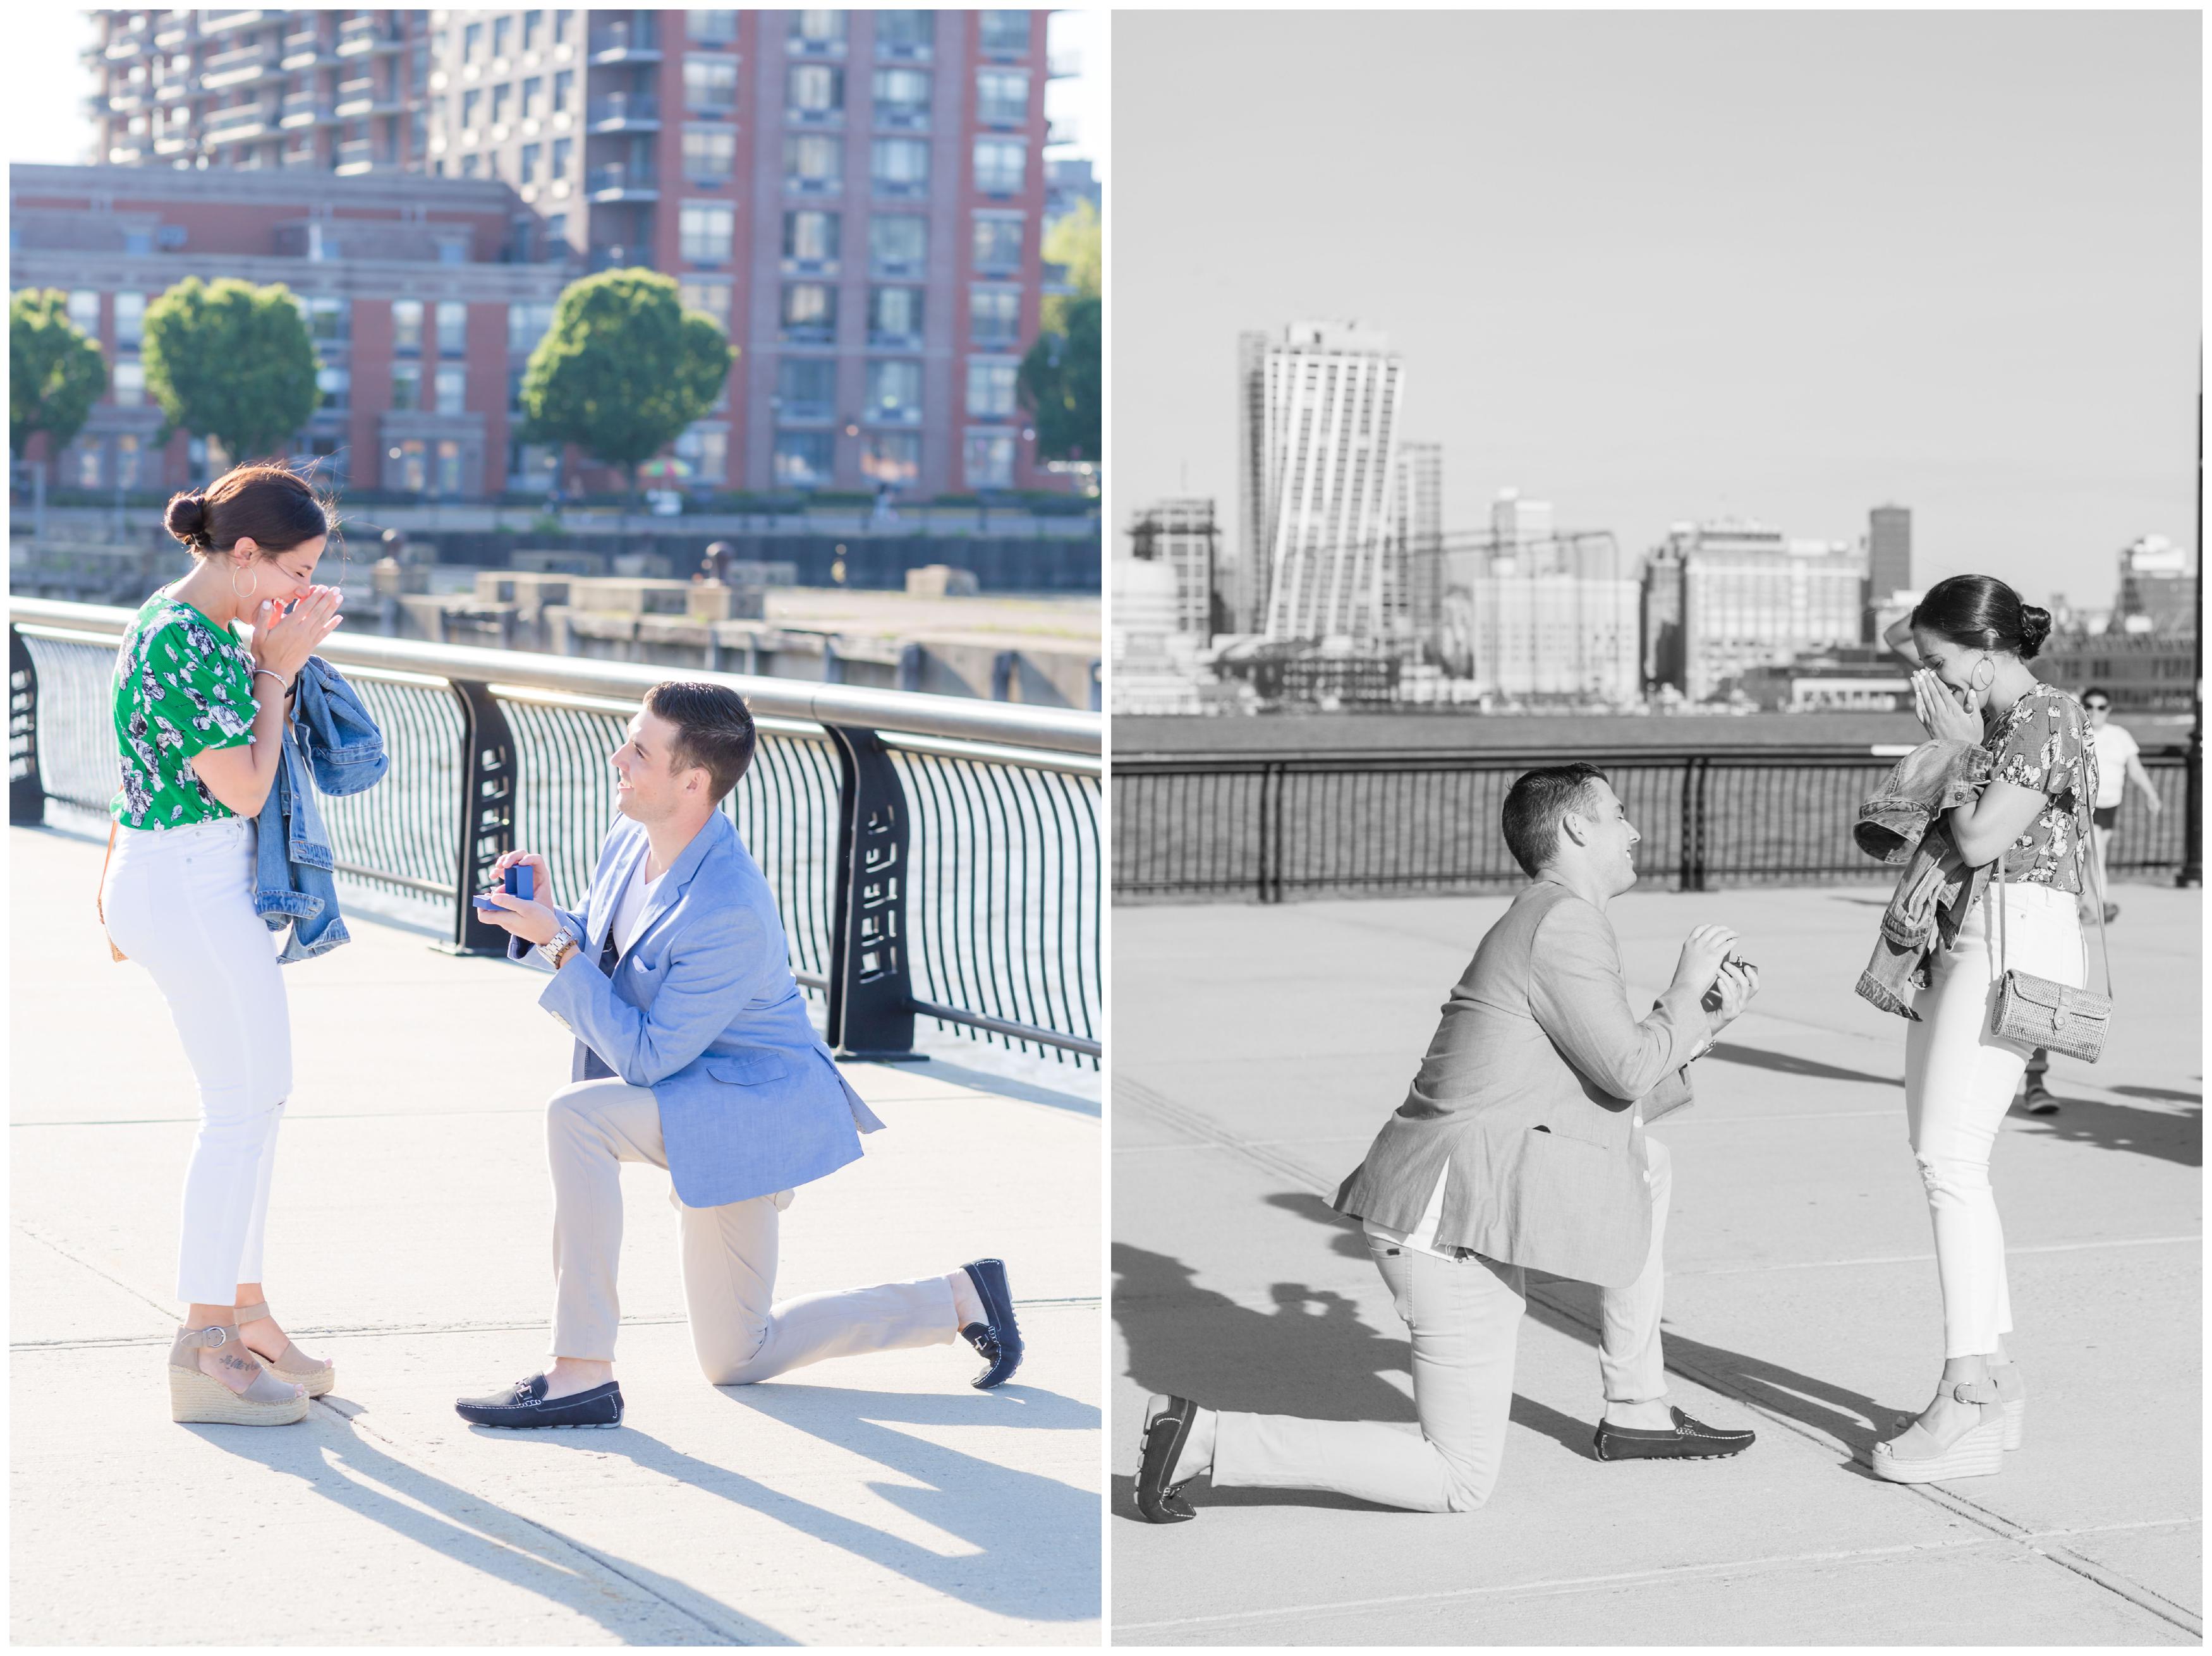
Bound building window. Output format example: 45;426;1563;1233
554;9;570;45
490;82;511;126
544;212;568;251
776;356;836;417
520;76;542;120
689;10;738;45
68;290;100;337
971;214;1024;273
317;365;348;410
679;279;731;332
785;133;842;188
520;142;540;183
782;209;840;262
673;421;728;482
522;10;542;53
112;358;146;407
967;358;1018;418
434;438;462;495
679;200;735;263
876;11;933;54
509;439;559;491
114;432;145;490
391;361;422;411
508;300;556;358
113;291;146;349
391;299;423;354
463;21;483;61
780;283;837;342
550;135;571;174
861;431;919;485
436;300;467;356
872;67;930;121
552;69;573;111
871;136;928;193
868;286;922;342
774;430;835;487
460;87;481;131
72;440;103;489
868;214;927;271
435;365;466;414
964;431;1016;488
865;359;921;420
301;294;347;344
977;11;1029;54
492;15;511;59
683;124;736;181
975;68;1028;125
684;56;738;113
787;63;842;114
973;137;1024;195
970;286;1020;346
789;11;846;48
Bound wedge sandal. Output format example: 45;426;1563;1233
233;1300;335;1398
1870;1377;2003;1484
169;1325;308;1427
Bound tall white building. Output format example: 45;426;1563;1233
1236;321;1405;646
1646;517;1865;700
1394;440;1443;660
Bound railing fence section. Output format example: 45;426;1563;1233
11;600;1100;1065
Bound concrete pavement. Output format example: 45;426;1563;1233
9;823;1101;1645
1112;879;2200;1645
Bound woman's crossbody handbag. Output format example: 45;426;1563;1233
1989;854;2113;1063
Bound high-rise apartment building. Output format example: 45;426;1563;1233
1642;517;1866;701
1394;440;1443;662
1865;502;1912;640
1127;497;1218;642
77;8;1068;500
1235;321;1404;645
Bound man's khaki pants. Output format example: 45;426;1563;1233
546;1078;957;1382
1211;1137;1674;1513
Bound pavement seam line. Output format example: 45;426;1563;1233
1115;1069;2204;1643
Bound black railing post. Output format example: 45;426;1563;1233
1677;756;1697;891
824;723;918;1060
1679;756;1711;893
441;679;518;955
9;625;46;826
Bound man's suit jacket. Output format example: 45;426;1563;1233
1332;878;1706;1289
514;810;886;1208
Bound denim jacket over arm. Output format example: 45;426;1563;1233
253;655;388;963
1852;738;1991;1020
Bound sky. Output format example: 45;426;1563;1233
1110;9;2201;614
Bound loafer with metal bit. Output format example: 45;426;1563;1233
455;1372;623;1429
958;1257;1024;1388
1593;1405;1755;1461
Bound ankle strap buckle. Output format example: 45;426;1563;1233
199;1325;229;1350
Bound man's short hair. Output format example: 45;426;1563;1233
1500;762;1611;878
643;680;756;803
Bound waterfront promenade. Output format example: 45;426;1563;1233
9;825;1102;1645
1113;879;2200;1644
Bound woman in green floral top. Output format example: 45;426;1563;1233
100;462;346;1427
1868;575;2094;1487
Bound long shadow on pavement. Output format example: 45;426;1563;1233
2009;1092;2203;1167
1705;1041;1901;1090
198;1407;792;1644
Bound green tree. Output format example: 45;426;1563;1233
142;276;321;462
9;289;108;469
1017;294;1101;469
519;269;734;504
1039;198;1101;336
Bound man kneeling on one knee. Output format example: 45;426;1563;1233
459;682;1021;1429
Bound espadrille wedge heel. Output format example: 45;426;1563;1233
233;1301;335;1398
1990;1360;2026;1450
168;1325;308;1427
1869;1377;2004;1484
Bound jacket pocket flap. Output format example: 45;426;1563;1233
704;1051;791;1085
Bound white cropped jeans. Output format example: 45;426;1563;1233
1904;878;2084;1357
99;814;291;1307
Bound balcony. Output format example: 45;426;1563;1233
587;20;661;63
104;28;150;61
281;28;337;70
153;82;187;102
202;45;283;90
335;139;398;176
333;76;398;118
153;20;195;50
109;87;147;114
279;93;334;128
585;162;659;202
153;133;195;155
585;92;659;131
107;143;149;164
202;11;277;35
336;18;403;57
281;144;322;169
204;101;279;143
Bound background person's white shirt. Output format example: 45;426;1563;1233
2091;722;2139;810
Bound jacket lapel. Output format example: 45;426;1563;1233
626;813;729;958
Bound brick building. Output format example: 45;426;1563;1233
68;8;1074;500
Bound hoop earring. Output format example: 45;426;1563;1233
1970;655;1995;693
230;561;258;601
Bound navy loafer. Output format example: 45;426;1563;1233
959;1257;1024;1389
1593;1405;1753;1461
456;1372;623;1429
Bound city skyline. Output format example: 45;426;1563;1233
1114;10;2200;613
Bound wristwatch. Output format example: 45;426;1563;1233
540;924;580;970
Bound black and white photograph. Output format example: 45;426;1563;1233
1109;9;2201;1645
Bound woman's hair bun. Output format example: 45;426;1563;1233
164;490;210;549
2017;603;2053;660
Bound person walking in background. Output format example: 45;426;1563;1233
1871;575;2096;1484
1134;764;1761;1523
101;465;348;1426
458;683;1023;1428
